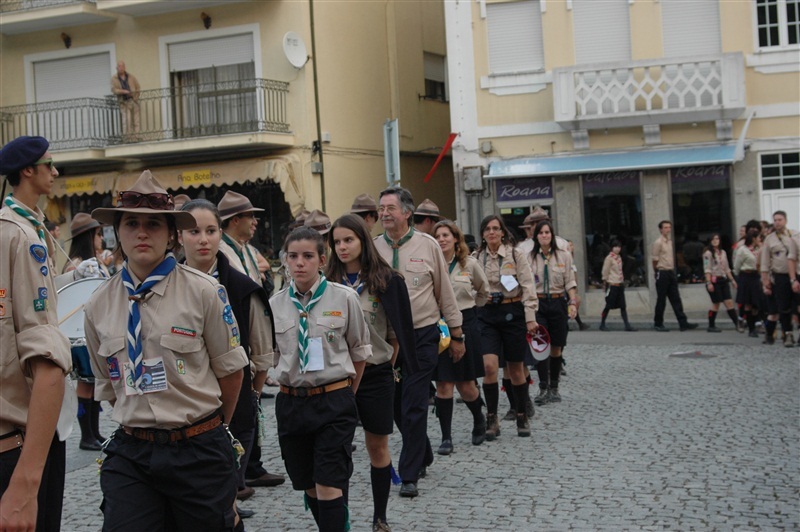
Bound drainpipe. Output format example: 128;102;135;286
309;0;326;211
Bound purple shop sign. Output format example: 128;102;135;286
671;165;730;183
495;177;552;202
582;171;640;193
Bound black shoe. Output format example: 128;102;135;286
437;440;453;456
549;388;562;403
418;466;427;479
79;439;102;451
237;508;255;519
748;331;759;338
400;482;418;498
534;387;550;405
472;413;487;446
763;336;775;345
525;395;535;418
579;323;591;331
654;325;670;332
245;472;286;487
625;325;637;332
680;323;699;331
599;324;610;331
502;408;516;421
707;326;722;333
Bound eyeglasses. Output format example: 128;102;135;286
117;191;174;210
34;158;56;171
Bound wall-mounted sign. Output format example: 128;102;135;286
582;171;640;195
671;165;730;182
495;177;552;203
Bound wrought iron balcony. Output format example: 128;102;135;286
553;53;746;131
0;0;95;13
0;78;290;152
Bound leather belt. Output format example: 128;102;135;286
488;296;522;305
280;378;352;398
608;283;622;287
0;432;23;454
123;414;222;444
537;293;564;299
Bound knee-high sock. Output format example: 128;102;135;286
318;497;347;532
549;357;563;389
765;320;778;340
464;397;483;423
536;357;550;388
435;397;453;441
90;400;105;442
621;308;631;327
513;384;529;418
708;310;717;328
305;494;320;525
501;378;515;412
746;312;757;333
370;464;391;524
726;308;739;327
600;309;609;326
482;382;499;415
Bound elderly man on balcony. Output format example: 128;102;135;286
111;61;140;142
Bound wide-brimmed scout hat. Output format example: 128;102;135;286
414;198;440;219
520;206;549;228
67;212;102;240
173;194;192;209
350;193;378;214
91;170;197;230
218;190;264;221
0;136;49;175
304;209;332;235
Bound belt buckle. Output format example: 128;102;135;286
295;387;308;398
154;430;170;445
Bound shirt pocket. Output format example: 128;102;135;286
316;316;347;350
160;334;203;382
405;263;431;290
97;336;126;389
0;299;15;367
549;265;567;289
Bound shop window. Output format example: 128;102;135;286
756;0;799;48
582;172;645;289
486;0;544;75
423;52;448;102
670;165;733;284
761;152;800;190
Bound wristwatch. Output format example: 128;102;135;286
451;335;465;343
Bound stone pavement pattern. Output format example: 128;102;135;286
61;329;799;530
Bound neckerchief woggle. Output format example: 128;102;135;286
383;227;414;269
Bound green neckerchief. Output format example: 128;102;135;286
222;232;257;276
539;248;552;296
4;194;46;243
288;275;328;373
448;256;458;275
383;227;415;269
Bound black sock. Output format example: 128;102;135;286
464;397;483;423
435;397;453;441
780;313;793;336
766;320;777;339
501;378;515;412
513;384;529;417
482;382;499;415
549;357;563;389
601;309;609;326
370;464;391;524
708;310;717;328
536;357;550;388
621;308;631;327
317;497;347;532
746;313;756;332
727;308;739;327
305;494;320;525
575;313;584;326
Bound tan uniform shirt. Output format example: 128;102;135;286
794;231;800;275
651;235;675;271
530;248;578;295
477;244;538;322
0;205;71;435
733;245;759;275
518;235;570;265
448;255;489;311
601;252;624;285
761;230;798;274
220;234;263;286
270;277;372;387
339;273;394;366
703;249;732;279
374;229;462;330
85;265;248;429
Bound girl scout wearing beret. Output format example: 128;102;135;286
326;214;415;532
271;226;370;532
84;171;248;531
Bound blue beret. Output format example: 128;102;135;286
0;136;49;176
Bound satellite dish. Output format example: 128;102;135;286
283;31;308;69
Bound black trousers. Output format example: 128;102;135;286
395;324;438;483
0;435;65;532
654;270;689;327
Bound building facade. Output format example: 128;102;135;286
445;0;800;315
0;0;455;268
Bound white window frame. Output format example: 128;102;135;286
747;0;800;73
759;150;800;190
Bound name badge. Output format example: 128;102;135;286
306;337;325;372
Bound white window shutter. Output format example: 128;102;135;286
572;0;631;65
487;0;544;74
661;0;721;57
168;33;255;72
34;53;111;102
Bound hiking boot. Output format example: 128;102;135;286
534;387;549;406
472;412;487;446
707;326;722;333
516;413;531;437
502;408;516;421
549;388;562;403
784;333;795;348
485;414;500;441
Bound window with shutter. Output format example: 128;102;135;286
661;0;721;58
486;0;544;75
572;0;631;65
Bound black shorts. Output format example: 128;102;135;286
478;301;529;363
765;273;793;314
435;308;486;382
276;386;358;491
536;297;569;348
604;285;626;310
736;272;761;307
707;279;732;304
355;362;395;435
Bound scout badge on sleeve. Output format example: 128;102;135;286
527;326;551;361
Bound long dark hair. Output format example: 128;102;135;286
68;230;96;263
532;220;560;256
477;214;516;255
704;233;722;254
326;214;395;294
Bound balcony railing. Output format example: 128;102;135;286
0;0;94;13
553;53;746;130
0;78;290;151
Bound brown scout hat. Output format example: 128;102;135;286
67;212;102;240
350;193;378;214
218;190;265;221
91;170;197;230
173;194;192;209
304;209;332;235
414;198;440;219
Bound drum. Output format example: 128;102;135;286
57;278;106;381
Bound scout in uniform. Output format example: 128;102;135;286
84;171;249;531
702;233;741;333
760;211;799;347
0;136;71;531
373;186;464;498
733;229;763;337
327;214;416;532
218;191;266;286
350;193;379;233
651;220;698;332
475;214;538;438
433;219;490;453
271;226;370;532
599;239;636;332
529;220;578;404
412;198;441;236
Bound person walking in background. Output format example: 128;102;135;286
350;194;380;233
760;211;798;347
651;220;698;332
734;228;763;338
412;199;441;236
599;239;636;332
703;234;741;333
110;61;141;142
